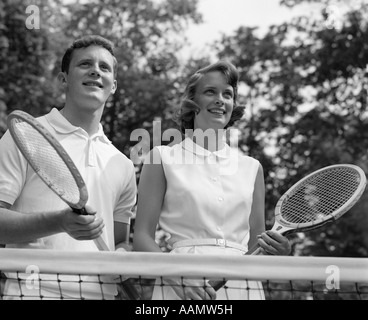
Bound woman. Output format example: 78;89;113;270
133;61;290;300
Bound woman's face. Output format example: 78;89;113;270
193;71;234;131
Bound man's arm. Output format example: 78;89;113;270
0;200;63;244
0;200;104;245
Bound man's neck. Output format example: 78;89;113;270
61;105;103;136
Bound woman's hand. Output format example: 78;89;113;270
257;230;291;255
164;278;217;300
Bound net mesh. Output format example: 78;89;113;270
280;167;362;224
9;118;81;206
1;249;367;300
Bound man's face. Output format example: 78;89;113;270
62;45;117;110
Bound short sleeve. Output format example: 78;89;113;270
0;130;27;205
113;159;137;224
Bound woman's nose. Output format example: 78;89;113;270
215;96;224;105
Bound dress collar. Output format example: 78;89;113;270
181;137;232;159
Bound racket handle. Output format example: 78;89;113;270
71;207;110;251
72;207;87;215
119;278;143;300
208;279;227;291
246;243;262;255
94;237;110;251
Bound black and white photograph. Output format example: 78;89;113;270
0;0;367;308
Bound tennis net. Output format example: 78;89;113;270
0;248;367;300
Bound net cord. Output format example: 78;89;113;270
0;248;367;283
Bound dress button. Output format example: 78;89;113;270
208;154;215;163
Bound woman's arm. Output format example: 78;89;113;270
248;163;291;256
248;163;266;251
133;148;167;253
134;148;216;300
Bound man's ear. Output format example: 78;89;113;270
57;72;67;87
110;80;117;95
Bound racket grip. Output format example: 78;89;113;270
208;279;227;291
72;207;87;215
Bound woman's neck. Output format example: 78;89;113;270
189;128;226;152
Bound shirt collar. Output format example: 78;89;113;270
45;108;111;144
181;137;232;159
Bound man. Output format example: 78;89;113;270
0;35;137;299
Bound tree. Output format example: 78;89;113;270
1;0;203;154
0;0;64;136
215;0;368;256
54;0;203;156
1;0;205;248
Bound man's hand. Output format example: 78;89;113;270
59;205;105;240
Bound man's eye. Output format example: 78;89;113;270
206;89;215;94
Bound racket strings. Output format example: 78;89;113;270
281;167;362;224
10;119;81;206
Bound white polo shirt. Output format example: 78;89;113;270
0;108;137;252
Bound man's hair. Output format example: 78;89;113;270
61;35;117;78
174;60;245;133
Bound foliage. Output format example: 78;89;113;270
1;0;367;259
0;0;64;136
215;0;368;256
56;0;203;155
0;0;202;152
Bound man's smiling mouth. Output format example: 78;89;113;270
83;81;103;88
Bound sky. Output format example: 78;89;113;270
183;0;320;58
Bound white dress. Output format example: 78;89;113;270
151;138;265;300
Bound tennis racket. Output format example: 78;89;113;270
210;164;367;290
7;110;109;251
